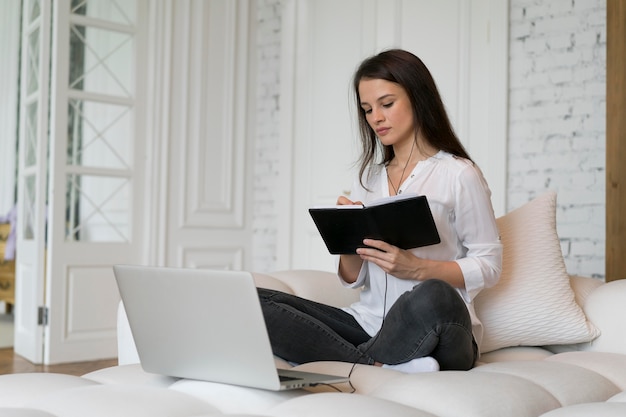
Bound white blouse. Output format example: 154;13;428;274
338;150;503;348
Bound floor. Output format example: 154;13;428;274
0;347;118;376
0;308;118;376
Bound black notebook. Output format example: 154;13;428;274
309;194;440;255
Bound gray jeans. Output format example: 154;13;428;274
258;278;477;371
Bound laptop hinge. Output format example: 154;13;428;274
38;306;49;326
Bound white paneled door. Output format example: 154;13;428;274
14;0;52;364
15;0;146;364
161;1;255;271
14;0;255;363
278;0;508;271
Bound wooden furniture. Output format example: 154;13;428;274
0;223;15;311
607;0;626;281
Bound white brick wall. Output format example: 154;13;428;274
253;0;607;279
508;0;606;279
252;0;282;273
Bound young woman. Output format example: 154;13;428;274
259;49;502;373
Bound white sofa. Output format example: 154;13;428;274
1;192;625;416
0;269;625;417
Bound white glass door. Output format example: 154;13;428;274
14;0;52;364
15;0;145;364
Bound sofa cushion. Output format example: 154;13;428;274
28;385;221;417
472;360;621;406
268;393;438;417
609;391;626;402
169;378;307;414
370;371;560;417
0;373;99;407
576;279;626;354
546;351;626;391
474;191;599;353
538;402;626;417
0;409;58;417
477;346;554;364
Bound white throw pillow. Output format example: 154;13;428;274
474;191;600;353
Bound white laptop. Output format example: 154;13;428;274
113;264;350;391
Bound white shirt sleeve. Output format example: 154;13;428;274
336;255;368;288
451;163;502;301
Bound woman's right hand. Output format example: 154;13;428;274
336;195;364;283
336;195;362;206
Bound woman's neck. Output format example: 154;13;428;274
389;139;437;167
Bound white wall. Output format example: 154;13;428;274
253;0;607;279
508;0;606;278
252;0;282;273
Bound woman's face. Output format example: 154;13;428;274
358;78;415;148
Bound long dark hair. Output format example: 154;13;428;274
353;49;471;188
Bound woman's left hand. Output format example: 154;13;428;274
357;239;466;288
356;239;424;280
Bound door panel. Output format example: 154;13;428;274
14;0;52;363
14;0;146;364
165;0;254;270
281;0;367;271
43;0;146;364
